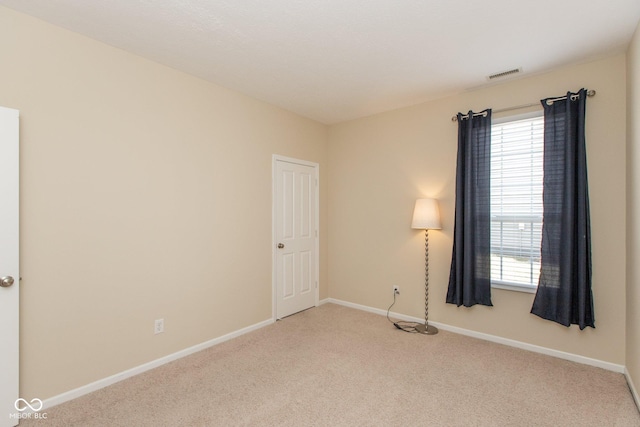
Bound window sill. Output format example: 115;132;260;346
491;281;537;294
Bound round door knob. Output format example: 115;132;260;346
277;243;285;249
0;276;15;288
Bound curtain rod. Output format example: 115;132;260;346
451;89;596;122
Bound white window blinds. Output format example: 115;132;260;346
490;114;544;289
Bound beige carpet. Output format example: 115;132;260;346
22;303;640;426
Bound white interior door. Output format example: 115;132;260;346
273;157;318;319
0;107;19;427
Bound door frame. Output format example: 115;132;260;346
272;155;319;321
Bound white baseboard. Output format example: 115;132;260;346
41;318;274;411
626;367;640;412
326;298;626;374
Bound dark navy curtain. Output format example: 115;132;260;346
531;89;594;329
446;110;493;307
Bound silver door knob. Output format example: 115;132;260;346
0;276;14;288
277;243;285;249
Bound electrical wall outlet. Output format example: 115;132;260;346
154;318;164;334
393;286;400;295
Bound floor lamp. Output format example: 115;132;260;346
411;198;441;335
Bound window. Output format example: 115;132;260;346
490;112;544;292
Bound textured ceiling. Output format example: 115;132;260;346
1;1;639;124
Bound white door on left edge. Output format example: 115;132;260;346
0;106;19;427
274;158;318;319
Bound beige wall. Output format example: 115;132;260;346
627;20;640;396
328;55;627;364
0;7;328;400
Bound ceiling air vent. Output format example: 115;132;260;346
487;68;522;81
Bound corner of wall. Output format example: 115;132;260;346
626;17;640;411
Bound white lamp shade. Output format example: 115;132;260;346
411;198;442;230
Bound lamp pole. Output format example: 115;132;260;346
414;228;438;334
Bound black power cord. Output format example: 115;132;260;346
386;291;420;333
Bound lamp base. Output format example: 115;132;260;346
414;323;439;335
